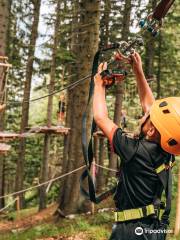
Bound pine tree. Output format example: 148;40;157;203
0;0;11;209
56;0;100;216
15;0;41;208
39;0;62;211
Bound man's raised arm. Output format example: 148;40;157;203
93;63;117;142
131;52;155;113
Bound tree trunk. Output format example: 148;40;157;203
15;0;41;209
0;0;10;55
144;0;157;98
56;0;100;216
39;134;50;210
100;0;111;46
0;157;5;208
39;0;61;211
144;34;155;80
144;1;157;74
108;0;132;178
56;0;79;211
96;138;105;193
0;0;10;209
156;32;162;98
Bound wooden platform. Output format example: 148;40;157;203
0;56;8;60
0;143;11;153
0;127;70;140
0;63;12;67
0;132;20;141
0;56;12;67
24;126;70;136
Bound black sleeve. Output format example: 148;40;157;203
112;128;138;162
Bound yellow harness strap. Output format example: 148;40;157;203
114;204;155;222
155;161;175;174
155;163;166;174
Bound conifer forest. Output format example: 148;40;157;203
0;0;179;239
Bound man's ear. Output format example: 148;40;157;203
147;125;156;137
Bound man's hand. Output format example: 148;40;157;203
94;62;107;87
131;52;143;75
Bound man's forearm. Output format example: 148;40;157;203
135;70;155;113
131;52;155;113
93;62;117;139
93;84;108;121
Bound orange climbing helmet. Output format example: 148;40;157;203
150;97;180;155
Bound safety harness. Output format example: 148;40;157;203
80;0;176;224
114;155;175;225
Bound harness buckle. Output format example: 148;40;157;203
142;206;147;217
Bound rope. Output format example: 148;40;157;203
95;163;118;173
0;165;85;200
0;163;178;208
0;197;18;213
94;163;179;176
8;74;91;105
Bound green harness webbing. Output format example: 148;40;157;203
114;204;155;222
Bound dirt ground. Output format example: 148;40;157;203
0;204;89;239
36;232;87;240
0;204;57;233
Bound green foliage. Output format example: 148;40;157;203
0;224;59;240
90;212;113;225
47;183;60;203
4;207;37;222
1;209;180;240
75;219;91;231
105;177;118;191
2;1;179;236
0;213;111;240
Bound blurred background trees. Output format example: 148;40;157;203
0;0;179;217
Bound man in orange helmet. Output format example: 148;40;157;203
93;52;179;240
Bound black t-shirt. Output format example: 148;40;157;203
112;128;172;211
